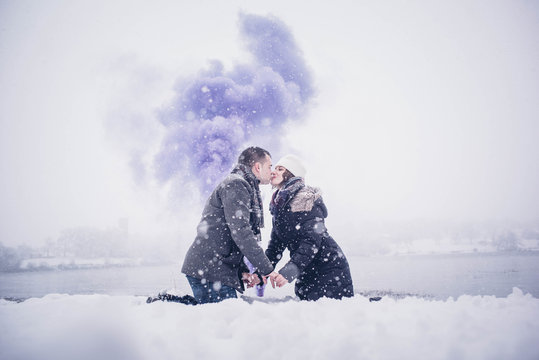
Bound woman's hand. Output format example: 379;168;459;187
267;272;289;288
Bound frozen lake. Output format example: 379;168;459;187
352;252;539;299
1;252;538;300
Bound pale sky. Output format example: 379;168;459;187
1;0;538;248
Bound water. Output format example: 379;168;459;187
350;252;539;299
1;253;538;300
0;265;187;299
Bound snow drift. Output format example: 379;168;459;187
1;288;538;360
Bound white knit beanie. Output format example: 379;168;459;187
275;154;307;178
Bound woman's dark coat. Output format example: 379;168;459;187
266;180;354;301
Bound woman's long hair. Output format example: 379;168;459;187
273;169;296;190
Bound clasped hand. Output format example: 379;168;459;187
241;271;288;288
267;271;288;288
241;272;261;288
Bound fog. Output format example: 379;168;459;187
1;0;538;256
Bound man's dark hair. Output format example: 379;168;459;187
238;147;271;167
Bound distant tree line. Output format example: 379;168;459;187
1;222;538;272
0;243;35;271
0;225;129;272
51;226;129;258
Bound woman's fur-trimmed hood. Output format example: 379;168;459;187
290;186;322;212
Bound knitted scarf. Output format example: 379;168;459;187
231;164;264;234
269;177;305;216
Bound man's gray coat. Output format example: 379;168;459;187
181;171;273;292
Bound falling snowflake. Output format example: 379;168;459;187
313;222;326;234
197;220;209;237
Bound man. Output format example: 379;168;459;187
181;146;277;304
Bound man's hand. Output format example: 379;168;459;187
242;272;261;288
266;271;289;288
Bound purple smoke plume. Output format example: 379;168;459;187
154;13;314;194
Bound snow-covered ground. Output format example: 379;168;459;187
1;288;538;360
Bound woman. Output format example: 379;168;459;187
266;155;354;301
